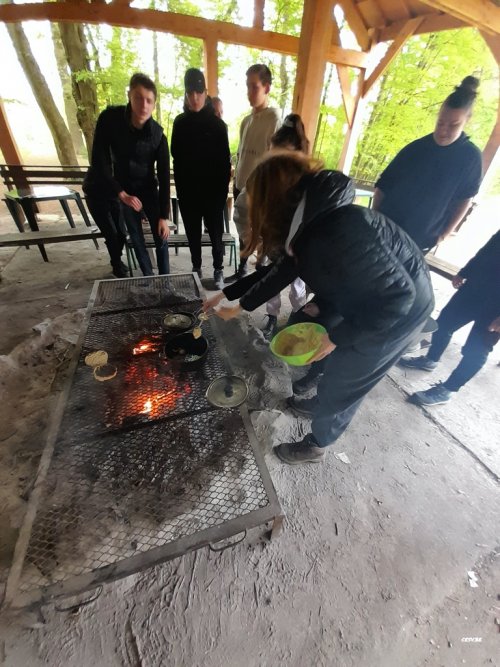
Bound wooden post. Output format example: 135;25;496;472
0;98;24;166
480;32;500;178
292;0;336;146
203;36;218;97
337;70;366;174
253;0;265;30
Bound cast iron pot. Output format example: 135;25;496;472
164;332;209;370
162;311;197;334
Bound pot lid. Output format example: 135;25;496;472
206;375;248;408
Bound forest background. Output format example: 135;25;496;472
1;0;499;194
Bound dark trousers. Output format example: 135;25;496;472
289;303;425;447
427;285;499;392
178;197;225;271
86;197;126;270
121;196;170;276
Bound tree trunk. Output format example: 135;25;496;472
3;14;78;165
58;22;100;159
51;23;85;157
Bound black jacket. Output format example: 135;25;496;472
460;231;500;285
83;105;170;218
224;171;434;347
171;106;231;204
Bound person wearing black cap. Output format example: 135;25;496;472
84;72;170;277
171;68;231;289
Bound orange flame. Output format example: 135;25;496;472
133;341;157;355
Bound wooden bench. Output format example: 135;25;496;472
0;227;104;261
425;254;459;280
125;230;237;276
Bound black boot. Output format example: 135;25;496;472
111;262;129;278
262;314;278;341
225;259;248;283
292;365;324;395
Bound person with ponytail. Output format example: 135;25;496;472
373;76;483;251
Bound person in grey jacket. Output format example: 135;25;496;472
204;152;434;465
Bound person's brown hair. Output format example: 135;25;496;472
444;75;479;113
244;151;323;259
129;73;157;99
246;64;272;86
271;113;310;153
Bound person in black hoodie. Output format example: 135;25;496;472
84;73;170;277
373;76;482;252
171;69;231;289
400;231;500;405
203;152;434;465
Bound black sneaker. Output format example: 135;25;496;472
398;356;438;371
225;262;249;283
274;434;325;465
193;267;203;279
292;368;323;395
286;395;318;418
119;260;130;274
262;314;278;341
214;270;225;290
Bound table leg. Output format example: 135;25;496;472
74;193;99;248
5;199;25;233
19;201;48;261
60;199;76;228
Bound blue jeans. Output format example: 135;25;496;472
122;197;169;276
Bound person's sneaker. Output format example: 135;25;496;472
119;260;130;274
262;314;278;341
225;261;248;283
398;356;438;372
192;267;203;279
274;434;325;465
286;395;318;417
292;368;323;395
214;270;225;290
412;383;452;406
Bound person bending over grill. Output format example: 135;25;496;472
84;72;170;278
203;152;434;465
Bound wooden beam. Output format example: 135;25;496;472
253;0;265;30
362;17;424;97
328;43;367;67
293;0;336;145
337;70;366;173
376;13;465;42
418;0;500;36
331;15;356;127
0;98;24;166
480;32;500;175
336;0;371;51
203;36;218;97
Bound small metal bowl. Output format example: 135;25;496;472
164;332;209;370
163;311;196;333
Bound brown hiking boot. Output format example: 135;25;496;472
274;435;326;465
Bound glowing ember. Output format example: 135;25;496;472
142;399;153;413
133;341;157;355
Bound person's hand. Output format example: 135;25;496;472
488;316;500;333
215;304;243;321
158;218;170;240
303;302;320;318
452;274;466;289
307;334;336;363
203;292;224;312
119;191;142;212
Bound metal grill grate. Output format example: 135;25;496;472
6;274;282;608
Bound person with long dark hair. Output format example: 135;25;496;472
171;69;231;289
203;153;434;465
373;76;483;251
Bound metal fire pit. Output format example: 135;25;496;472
5;274;283;609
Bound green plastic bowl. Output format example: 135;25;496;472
270;322;327;366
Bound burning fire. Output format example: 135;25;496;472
132;340;158;355
142;399;153;414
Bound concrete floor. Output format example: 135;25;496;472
0;210;499;666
